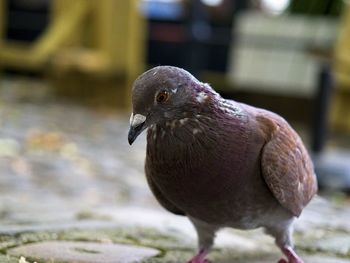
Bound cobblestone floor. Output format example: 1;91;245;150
0;77;349;263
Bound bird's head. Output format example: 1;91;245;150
128;66;208;145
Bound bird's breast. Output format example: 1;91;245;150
145;117;275;225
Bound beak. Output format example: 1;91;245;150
128;113;147;145
128;123;145;145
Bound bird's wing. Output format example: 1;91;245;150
258;114;317;217
145;168;185;216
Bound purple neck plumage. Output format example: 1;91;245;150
190;81;245;120
192;82;220;99
147;81;245;145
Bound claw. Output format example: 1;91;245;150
187;249;209;263
280;246;304;263
187;260;207;263
187;259;210;263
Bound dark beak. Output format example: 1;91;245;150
128;123;145;145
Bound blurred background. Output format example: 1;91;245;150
0;0;349;226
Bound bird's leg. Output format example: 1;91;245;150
187;216;218;263
187;248;210;263
277;246;304;263
264;218;304;263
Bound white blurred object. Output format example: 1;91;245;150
0;138;20;158
261;0;290;15
227;12;338;97
201;0;224;7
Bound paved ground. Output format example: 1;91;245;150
0;77;349;263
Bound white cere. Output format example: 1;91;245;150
129;113;134;125
131;114;146;127
171;88;178;93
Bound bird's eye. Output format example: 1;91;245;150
156;91;169;103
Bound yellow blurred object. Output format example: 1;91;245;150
0;0;4;54
26;130;66;152
333;0;350;132
0;0;146;108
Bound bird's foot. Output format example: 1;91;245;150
187;259;210;263
187;249;210;263
277;258;303;263
277;246;304;263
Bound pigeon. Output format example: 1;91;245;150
128;66;317;263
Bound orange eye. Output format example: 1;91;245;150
156;91;169;103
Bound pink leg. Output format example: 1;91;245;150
187;249;210;263
277;246;304;263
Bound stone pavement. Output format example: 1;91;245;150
0;78;349;262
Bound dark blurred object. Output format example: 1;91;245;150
5;0;50;42
187;0;211;76
314;151;350;192
143;0;245;75
312;65;350;192
289;0;343;17
311;64;333;154
312;0;350;192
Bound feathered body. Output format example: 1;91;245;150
128;66;317;263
